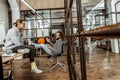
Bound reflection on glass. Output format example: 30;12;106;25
37;19;50;28
23;19;50;38
51;10;64;18
36;10;50;19
52;19;65;24
37;29;49;37
103;46;110;69
43;10;50;18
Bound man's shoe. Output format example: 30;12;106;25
31;68;43;73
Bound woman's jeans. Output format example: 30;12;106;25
32;43;53;55
12;45;35;62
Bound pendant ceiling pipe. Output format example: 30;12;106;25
21;0;49;24
21;0;46;19
21;0;36;12
8;0;20;23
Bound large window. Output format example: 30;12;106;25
20;9;65;39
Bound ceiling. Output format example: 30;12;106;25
17;0;101;10
17;0;64;10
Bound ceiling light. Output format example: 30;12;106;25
21;0;35;12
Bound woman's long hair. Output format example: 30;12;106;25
13;19;24;27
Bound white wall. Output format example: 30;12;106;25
0;0;9;44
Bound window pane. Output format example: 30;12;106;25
51;10;64;18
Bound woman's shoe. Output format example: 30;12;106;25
31;68;43;73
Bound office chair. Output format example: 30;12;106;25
49;44;66;72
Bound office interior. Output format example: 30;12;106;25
1;0;120;80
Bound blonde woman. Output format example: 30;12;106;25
5;19;42;73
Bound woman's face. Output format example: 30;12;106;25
18;22;25;30
55;32;60;39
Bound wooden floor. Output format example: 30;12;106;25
85;48;120;80
12;56;69;80
5;48;120;80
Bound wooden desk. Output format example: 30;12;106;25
2;52;25;63
0;52;25;80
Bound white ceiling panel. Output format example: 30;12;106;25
18;0;64;10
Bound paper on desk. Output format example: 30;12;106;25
2;53;16;57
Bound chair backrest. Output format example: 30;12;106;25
61;44;64;54
56;41;66;56
62;41;67;54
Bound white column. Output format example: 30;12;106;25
0;0;9;44
8;0;20;24
87;38;92;60
0;0;9;34
110;0;119;53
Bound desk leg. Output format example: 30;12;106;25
9;60;14;80
0;55;3;80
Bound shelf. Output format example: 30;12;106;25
80;23;120;38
